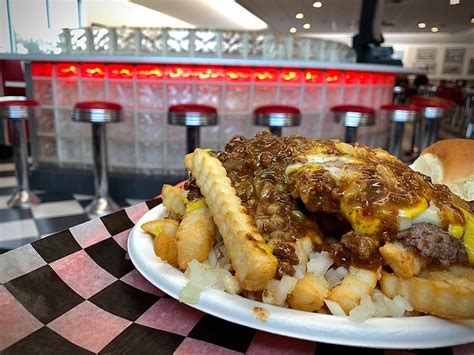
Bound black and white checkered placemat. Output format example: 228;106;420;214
0;161;142;253
1;196;472;354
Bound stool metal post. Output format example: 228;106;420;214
0;99;41;208
344;126;358;144
72;101;122;217
332;105;375;144
381;105;420;159
269;126;283;137
186;127;200;154
92;123;109;199
388;122;405;157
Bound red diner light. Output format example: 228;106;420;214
304;70;324;83
345;71;360;84
80;63;106;78
56;63;78;78
225;67;252;82
385;74;396;85
279;69;302;82
136;65;164;80
359;72;374;85
108;64;134;79
326;70;343;84
31;63;52;77
194;66;225;81
253;68;278;82
374;73;385;84
165;65;194;80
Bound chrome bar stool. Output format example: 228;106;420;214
381;104;420;159
0;98;41;208
168;104;218;154
331;105;375;144
411;96;454;150
72;101;122;217
253;105;301;137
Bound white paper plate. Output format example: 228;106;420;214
128;204;474;349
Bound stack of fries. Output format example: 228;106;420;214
141;148;474;321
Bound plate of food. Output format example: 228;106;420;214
128;133;474;349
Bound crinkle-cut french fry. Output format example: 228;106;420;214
184;148;278;291
380;271;474;318
153;233;179;268
288;273;330;312
176;198;216;270
141;219;179;238
426;264;474;282
162;184;187;220
379;241;428;278
327;266;380;314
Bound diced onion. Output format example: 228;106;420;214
293;264;306;279
307;251;334;276
179;282;205;304
223;274;242;294
398;217;412;231
207;249;218;268
275;276;298;305
349;294;375;323
324;299;346;317
325;266;348;287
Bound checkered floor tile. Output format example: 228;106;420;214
0;161;141;254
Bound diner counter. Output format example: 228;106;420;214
0;53;423;75
0;199;473;354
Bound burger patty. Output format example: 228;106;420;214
396;223;468;265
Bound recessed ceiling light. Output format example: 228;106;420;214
303;23;311;29
431;26;439;32
296;13;304;19
313;1;323;8
418;22;426;28
289;27;297;33
449;0;460;4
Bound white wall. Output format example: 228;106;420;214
312;29;474;80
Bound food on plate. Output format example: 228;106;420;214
176;198;216;269
411;139;474;203
184;148;278;291
141;219;179;238
141;219;180;267
381;270;474;318
143;131;474;320
161;184;187;219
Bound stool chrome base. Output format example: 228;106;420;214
85;197;119;217
7;190;41;209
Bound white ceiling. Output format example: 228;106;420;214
132;0;267;30
236;0;474;34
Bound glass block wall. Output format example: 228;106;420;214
7;26;355;64
31;62;395;174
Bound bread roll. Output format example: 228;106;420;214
411;139;474;201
